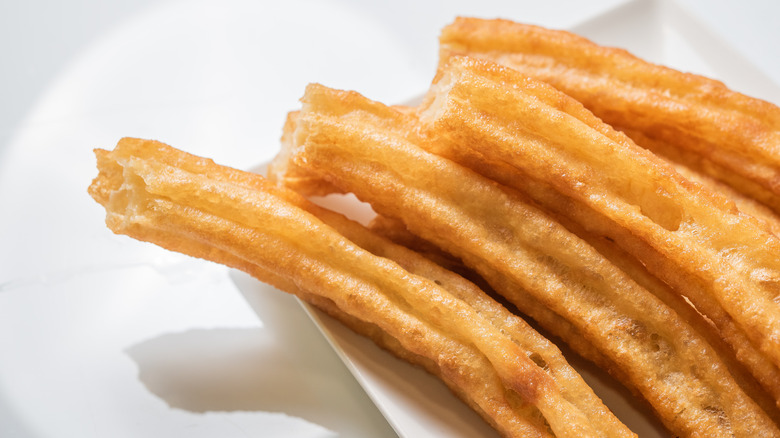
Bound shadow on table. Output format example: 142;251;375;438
125;271;397;437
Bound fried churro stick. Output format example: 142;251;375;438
377;200;780;423
621;127;780;237
438;17;780;214
89;138;632;438
418;56;780;409
365;214;625;382
281;83;780;436
401;121;780;420
268;111;342;197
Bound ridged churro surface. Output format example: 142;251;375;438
438;17;780;214
417;57;780;413
89;137;630;438
280;82;780;437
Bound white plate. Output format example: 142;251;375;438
0;1;777;437
233;2;780;438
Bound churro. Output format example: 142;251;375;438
417;56;780;412
438;17;780;214
278;82;779;436
89;137;630;438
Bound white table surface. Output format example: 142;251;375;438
1;1;778;437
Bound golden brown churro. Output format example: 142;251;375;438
417;56;780;412
89;138;632;438
278;82;779;436
621;127;780;237
89;16;780;437
438;17;780;214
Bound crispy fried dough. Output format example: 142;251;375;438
417;56;780;412
89;137;632;438
366;215;623;377
390;116;780;420
268;111;343;197
281;83;780;436
620;127;780;237
438;17;780;214
368;214;469;275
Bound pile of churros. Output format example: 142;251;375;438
90;17;780;437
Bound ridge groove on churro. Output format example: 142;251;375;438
438;16;780;214
89;137;630;438
279;83;780;437
88;17;780;438
417;56;780;411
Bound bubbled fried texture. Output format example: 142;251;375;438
89;138;630;438
282;82;780;437
418;57;780;415
438;17;780;215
